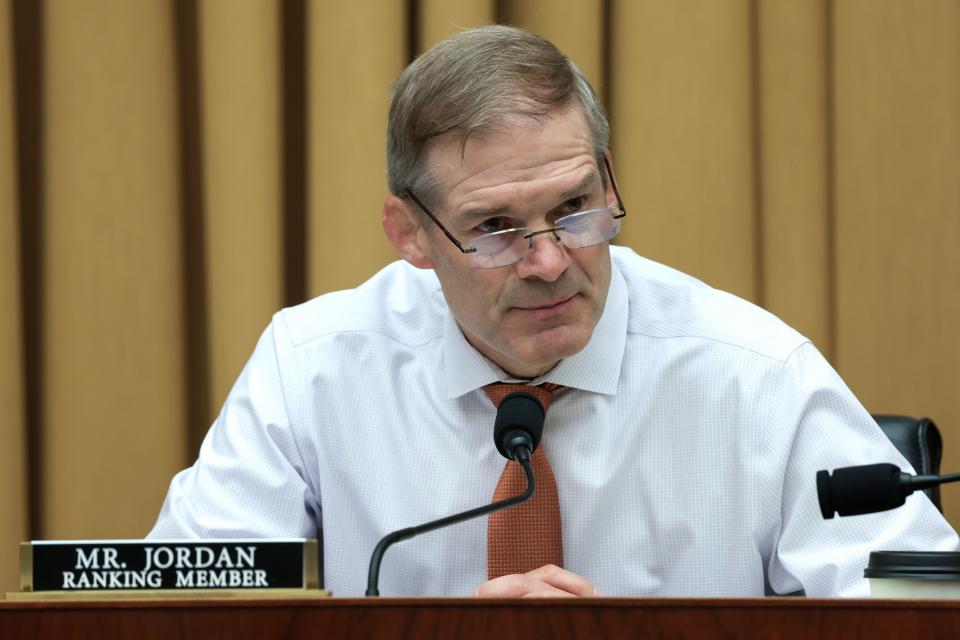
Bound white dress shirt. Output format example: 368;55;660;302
148;246;958;597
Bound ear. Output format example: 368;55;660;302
382;195;436;269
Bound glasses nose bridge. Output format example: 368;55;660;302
523;225;565;250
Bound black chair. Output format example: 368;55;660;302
872;414;943;512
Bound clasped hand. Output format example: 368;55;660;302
471;564;601;598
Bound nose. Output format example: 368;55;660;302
514;231;570;282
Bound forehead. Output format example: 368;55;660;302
424;106;598;214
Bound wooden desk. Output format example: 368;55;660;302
2;597;959;639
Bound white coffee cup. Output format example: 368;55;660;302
866;551;960;599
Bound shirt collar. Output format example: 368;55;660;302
441;259;627;399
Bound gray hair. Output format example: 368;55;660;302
386;25;610;208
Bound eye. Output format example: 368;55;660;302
560;196;589;214
474;217;516;234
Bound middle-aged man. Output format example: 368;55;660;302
149;26;958;597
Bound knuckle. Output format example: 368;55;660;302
518;574;541;590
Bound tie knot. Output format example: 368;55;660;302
483;383;562;411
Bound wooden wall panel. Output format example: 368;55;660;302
419;0;494;53
307;2;404;296
0;0;28;595
755;0;831;354
42;0;186;537
199;0;283;421
4;0;960;580
502;0;604;95
609;0;758;301
833;0;960;520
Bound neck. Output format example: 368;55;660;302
463;333;559;380
455;321;562;380
497;360;559;381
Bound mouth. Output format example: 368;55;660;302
513;294;578;317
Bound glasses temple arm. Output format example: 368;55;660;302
602;154;627;218
403;189;477;254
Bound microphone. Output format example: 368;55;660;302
493;391;544;463
817;463;960;519
365;391;545;596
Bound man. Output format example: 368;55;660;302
149;26;957;597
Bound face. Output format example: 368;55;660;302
383;106;615;379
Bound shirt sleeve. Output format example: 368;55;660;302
147;320;319;539
764;342;958;596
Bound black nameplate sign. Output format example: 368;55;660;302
21;539;319;592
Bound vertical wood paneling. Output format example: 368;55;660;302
756;0;832;353
42;0;186;537
0;0;28;595
833;0;960;520
501;0;604;95
199;0;283;421
281;0;308;308
609;0;758;301
2;0;959;574
419;0;494;53
306;2;404;296
173;0;210;470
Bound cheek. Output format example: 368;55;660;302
460;277;506;320
434;259;507;325
576;246;612;287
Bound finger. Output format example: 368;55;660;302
525;564;599;597
472;574;558;598
521;587;578;598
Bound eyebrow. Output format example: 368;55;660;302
559;172;598;202
456;169;600;224
458;204;512;223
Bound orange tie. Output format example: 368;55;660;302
484;383;564;579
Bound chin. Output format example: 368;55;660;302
519;326;592;366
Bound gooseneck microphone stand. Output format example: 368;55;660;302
365;453;534;596
366;391;545;597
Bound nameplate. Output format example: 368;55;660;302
20;539;320;592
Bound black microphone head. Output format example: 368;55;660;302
816;470;835;519
817;463;906;519
493;392;545;460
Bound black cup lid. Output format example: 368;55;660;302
865;551;960;581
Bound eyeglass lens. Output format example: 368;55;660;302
465;206;622;269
